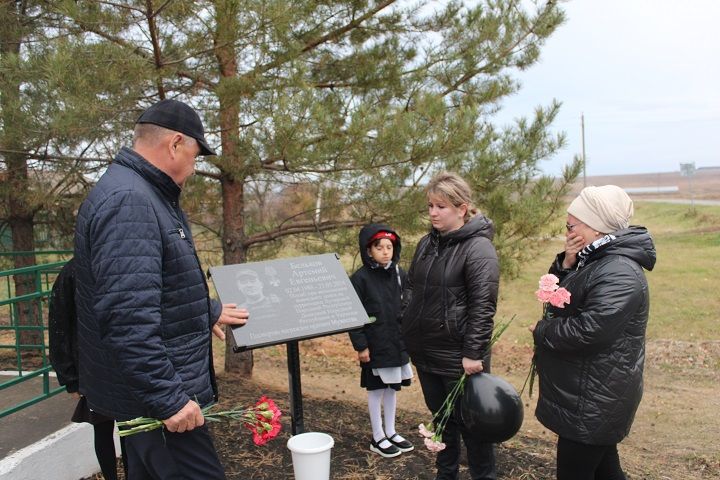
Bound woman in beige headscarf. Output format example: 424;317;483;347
530;185;657;480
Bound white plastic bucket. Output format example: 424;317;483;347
286;432;334;480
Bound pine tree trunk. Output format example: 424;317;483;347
9;216;40;351
0;1;41;352
220;176;253;375
215;0;253;375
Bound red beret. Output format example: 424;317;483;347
368;231;397;246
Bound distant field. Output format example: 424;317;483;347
496;200;720;343
570;167;720;200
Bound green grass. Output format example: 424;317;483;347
496;201;720;345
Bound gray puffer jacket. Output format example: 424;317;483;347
533;226;656;445
74;147;221;421
401;215;499;377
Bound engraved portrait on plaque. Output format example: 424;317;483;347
209;253;371;350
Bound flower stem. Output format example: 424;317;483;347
519;354;537;397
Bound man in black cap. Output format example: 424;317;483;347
74;99;249;479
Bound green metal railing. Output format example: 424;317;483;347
0;253;71;418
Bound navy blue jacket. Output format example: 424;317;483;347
74;147;221;421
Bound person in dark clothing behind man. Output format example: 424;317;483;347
74;99;249;479
49;257;125;480
531;185;656;480
401;172;500;480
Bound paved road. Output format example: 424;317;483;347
637;198;720;206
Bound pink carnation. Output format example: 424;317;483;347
538;274;560;292
418;423;434;439
424;437;447;452
548;288;571;308
535;289;554;303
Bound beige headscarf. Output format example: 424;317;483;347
567;185;634;234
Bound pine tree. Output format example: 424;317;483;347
0;0;40;348
0;0;155;349
32;0;574;373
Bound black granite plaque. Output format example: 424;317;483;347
209;253;370;350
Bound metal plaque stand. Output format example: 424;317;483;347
286;340;304;434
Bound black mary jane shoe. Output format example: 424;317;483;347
387;433;414;452
370;438;402;458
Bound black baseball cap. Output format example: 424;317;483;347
136;99;216;156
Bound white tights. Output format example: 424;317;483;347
368;388;406;447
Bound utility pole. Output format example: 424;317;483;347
581;113;587;187
680;162;696;209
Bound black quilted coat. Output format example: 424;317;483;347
348;223;409;368
48;258;79;393
533;226;656;445
401;215;499;377
74;147;221;421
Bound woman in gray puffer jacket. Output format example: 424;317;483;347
531;185;656;480
402;172;500;480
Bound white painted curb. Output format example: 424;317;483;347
0;422;119;480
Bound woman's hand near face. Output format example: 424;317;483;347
562;232;585;269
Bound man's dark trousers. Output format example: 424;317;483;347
123;425;226;479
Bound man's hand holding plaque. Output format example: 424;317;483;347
212;303;250;340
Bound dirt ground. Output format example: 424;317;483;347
191;335;719;480
4;323;718;480
72;335;720;480
208;340;557;480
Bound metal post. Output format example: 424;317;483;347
689;172;695;208
680;162;696;209
286;340;304;434
581;113;587;187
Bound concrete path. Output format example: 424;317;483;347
0;372;111;479
0;373;76;458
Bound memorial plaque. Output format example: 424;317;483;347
209;253;370;350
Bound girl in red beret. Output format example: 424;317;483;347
349;223;414;458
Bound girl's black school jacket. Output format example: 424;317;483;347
349;223;409;369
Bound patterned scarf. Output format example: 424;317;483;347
576;234;616;269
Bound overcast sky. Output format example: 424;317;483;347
494;0;720;177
